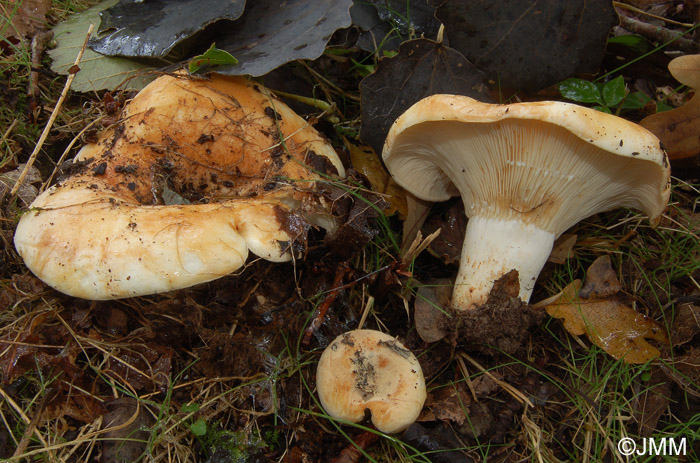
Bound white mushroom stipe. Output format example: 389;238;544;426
316;329;426;434
454;216;555;307
383;96;671;310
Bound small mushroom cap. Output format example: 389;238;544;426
383;95;671;232
316;329;426;434
14;73;344;300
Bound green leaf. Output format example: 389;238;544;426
607;34;653;54
559;78;604;105
180;403;200;413
189;43;238;74
602;76;626;107
190;418;207;436
621;91;651;110
656;101;674;112
592;105;612;114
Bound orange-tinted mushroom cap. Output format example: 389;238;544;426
14;73;344;300
316;329;426;434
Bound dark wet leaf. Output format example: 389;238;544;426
359;38;489;154
422;198;467;265
215;0;353;77
401;423;469;463
350;1;403;53
434;0;619;92
366;0;440;42
89;0;246;58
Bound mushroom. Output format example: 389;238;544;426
14;73;345;300
382;95;671;310
316;329;426;434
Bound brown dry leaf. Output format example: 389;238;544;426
345;137;407;216
640;54;700;161
660;347;700;398
546;280;668;363
414;280;451;344
419;382;471;426
548;234;577;264
671;302;700;346
101;397;154;463
1;0;51;39
579;255;621;299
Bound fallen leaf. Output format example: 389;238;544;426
433;0;619;92
48;0;155;92
0;164;42;207
366;0;440;42
88;0;246;59
579;255;621;299
350;1;403;53
346;137;407;216
635;366;671;436
419;381;471;425
414;280;451;343
640;54;700;162
101;397;154;463
548;234;577;265
215;0;353;77
670;302;700;346
422;198;466;265
401;422;468;463
660;347;700;398
359;37;489;154
1;0;51;39
546;280;668;364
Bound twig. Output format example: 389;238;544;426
616;9;699;53
27;30;54;99
9;23;94;201
301;261;351;346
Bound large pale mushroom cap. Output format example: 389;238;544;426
316;329;426;434
15;73;345;300
383;95;671;308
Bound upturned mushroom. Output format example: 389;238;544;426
316;329;426;434
14;73;345;300
383;96;671;310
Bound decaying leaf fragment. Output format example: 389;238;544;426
346;138;407;216
640;54;700;162
546;256;668;363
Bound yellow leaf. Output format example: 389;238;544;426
345;137;407;216
546;280;668;364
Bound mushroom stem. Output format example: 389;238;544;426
452;216;555;310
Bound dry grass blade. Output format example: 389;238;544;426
9;22;94;200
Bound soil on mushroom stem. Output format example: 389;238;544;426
453;270;547;355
